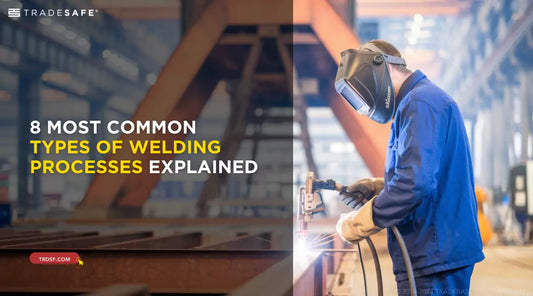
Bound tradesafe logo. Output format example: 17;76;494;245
7;7;98;18
8;8;20;18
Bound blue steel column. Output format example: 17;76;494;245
519;70;532;162
515;36;533;162
17;73;42;217
89;99;107;162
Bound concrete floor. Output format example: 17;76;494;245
327;232;533;295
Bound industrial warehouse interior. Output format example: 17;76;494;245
0;0;532;295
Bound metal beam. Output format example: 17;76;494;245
0;249;289;294
356;0;467;17
219;33;319;45
4;232;152;249
226;0;293;25
95;233;202;249
293;251;325;296
196;39;263;216
29;0;163;71
0;230;40;239
519;70;532;163
73;0;228;219
277;36;319;177
195;233;271;250
458;2;533;104
230;255;293;296
65;217;292;226
80;284;149;296
114;68;219;210
17;72;42;216
0;15;144;97
310;0;390;176
74;0;385;215
0;232;97;247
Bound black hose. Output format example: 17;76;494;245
391;225;417;296
365;237;383;296
357;242;368;296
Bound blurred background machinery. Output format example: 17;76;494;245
0;0;532;295
0;0;530;223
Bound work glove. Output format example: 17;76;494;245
336;196;382;244
340;178;384;209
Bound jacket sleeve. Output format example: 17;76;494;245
372;100;443;228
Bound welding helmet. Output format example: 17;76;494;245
334;43;406;123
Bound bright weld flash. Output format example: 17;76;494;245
293;236;319;270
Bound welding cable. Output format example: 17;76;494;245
365;237;383;296
391;225;417;296
357;242;368;296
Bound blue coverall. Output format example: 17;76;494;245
372;70;485;294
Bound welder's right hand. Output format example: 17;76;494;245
340;178;384;209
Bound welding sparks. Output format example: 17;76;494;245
294;236;318;270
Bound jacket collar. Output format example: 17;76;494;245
396;70;426;105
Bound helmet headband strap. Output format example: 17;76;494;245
360;43;407;66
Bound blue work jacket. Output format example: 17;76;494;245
372;70;485;281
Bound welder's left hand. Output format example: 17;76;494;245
340;178;384;209
336;196;382;244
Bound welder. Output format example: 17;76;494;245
334;40;484;295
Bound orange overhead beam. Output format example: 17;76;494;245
96;0;466;21
293;0;313;24
73;0;228;219
76;0;391;218
226;0;293;25
310;0;390;176
358;6;462;17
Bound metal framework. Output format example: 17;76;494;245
0;15;144;97
75;0;390;219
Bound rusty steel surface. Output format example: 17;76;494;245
293;252;324;296
229;255;293;296
95;233;202;249
0;230;40;239
65;217;292;225
4;232;153;249
0;232;98;248
0;249;289;294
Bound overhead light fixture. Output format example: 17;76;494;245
146;73;158;85
413;13;424;23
